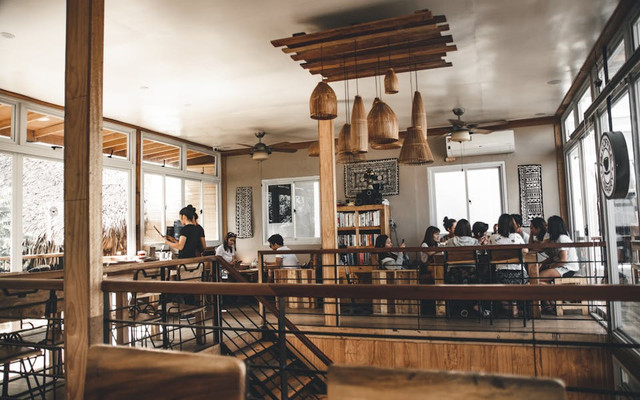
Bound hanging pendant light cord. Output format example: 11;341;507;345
343;56;350;124
354;40;359;95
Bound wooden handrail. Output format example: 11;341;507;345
257;241;605;256
99;281;640;302
0;279;64;290
103;256;217;275
217;257;333;367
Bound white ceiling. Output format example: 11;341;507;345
0;0;618;150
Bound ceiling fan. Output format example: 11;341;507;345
447;107;496;143
239;131;297;161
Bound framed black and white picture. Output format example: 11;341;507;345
517;164;544;227
344;158;399;198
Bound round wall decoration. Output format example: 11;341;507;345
599;131;630;199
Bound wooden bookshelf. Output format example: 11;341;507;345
337;204;390;266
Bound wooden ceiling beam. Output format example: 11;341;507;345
34;122;65;138
282;23;448;55
325;60;452;82
271;9;435;48
309;54;446;76
104;143;128;152
186;155;216;165
143;148;181;159
300;36;454;67
0;127;11;136
0;118;11;130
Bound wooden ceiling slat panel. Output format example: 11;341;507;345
273;10;456;82
299;35;454;67
270;10;437;48
308;53;446;76
325;60;452;82
0;118;11;130
143;148;181;159
34;122;65;138
282;23;448;55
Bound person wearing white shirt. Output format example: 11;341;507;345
215;232;238;264
511;214;530;244
539;215;579;281
267;234;299;269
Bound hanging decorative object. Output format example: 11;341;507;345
307;141;319;157
371;138;403;150
368;99;399;144
384;68;399;94
337;123;365;164
411;91;427;139
309;81;337;120
349;95;368;153
398;126;434;165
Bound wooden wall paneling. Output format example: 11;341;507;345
135;129;142;251
318;119;338;326
63;0;105;399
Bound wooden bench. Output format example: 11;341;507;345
554;276;589;316
371;270;419;315
85;345;246;400
273;268;317;309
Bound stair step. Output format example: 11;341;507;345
250;357;296;384
223;331;262;353
234;340;275;360
270;375;313;399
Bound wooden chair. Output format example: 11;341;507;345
443;249;478;318
167;261;209;348
85;345;246;400
327;365;566;400
554;276;589;316
488;248;527;321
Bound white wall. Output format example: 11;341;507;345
225;124;560;261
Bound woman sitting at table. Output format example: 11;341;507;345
444;219;479;283
440;216;457;242
539;215;578;281
374;234;407;270
420;226;441;265
216;232;239;265
489;213;529;317
529;217;548;263
164;205;203;259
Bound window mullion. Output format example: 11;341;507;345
10;153;22;272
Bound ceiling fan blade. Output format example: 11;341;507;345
472;128;493;134
268;141;292;147
237;143;254;148
271;148;297;153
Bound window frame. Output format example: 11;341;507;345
427;161;508;227
261;175;321;246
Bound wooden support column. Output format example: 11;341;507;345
318;119;338;326
553;122;568;222
63;1;105;399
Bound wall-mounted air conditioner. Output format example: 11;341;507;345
446;130;515;158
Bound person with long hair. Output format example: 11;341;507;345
163;205;204;259
539;215;578;281
444;219;479;281
190;209;207;254
472;221;490;245
440;216;457;242
529;217;547;243
216;232;239;264
420;226;440;264
374;234;407;270
489;213;529;317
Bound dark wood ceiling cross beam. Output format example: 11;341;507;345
272;9;456;82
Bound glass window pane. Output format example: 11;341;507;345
577;88;592;124
103;128;128;159
433;170;467;231
266;184;294;240
634;15;640;49
0;153;11;272
143;173;164;245
607;40;625;80
609;92;639;342
142;138;180;168
467;168;503;228
203;182;218;242
582;131;601;239
294;180;320;239
563;110;576;141
0;103;12;139
103;169;129;255
22;157;64;272
185;179;202;224
165;176;183;236
26;111;64;148
186;149;216;175
568;147;585;238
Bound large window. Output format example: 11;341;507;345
0;153;11;272
607;39;625;81
0;103;12;139
262;177;320;245
563;110;576;141
429;163;507;230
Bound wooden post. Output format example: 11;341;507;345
63;1;105;399
135;129;142;251
318;119;338;325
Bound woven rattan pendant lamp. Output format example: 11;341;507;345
384;43;399;94
309;45;337;120
339;65;365;163
411;91;427;140
399;69;433;164
368;62;399;145
348;42;368;154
